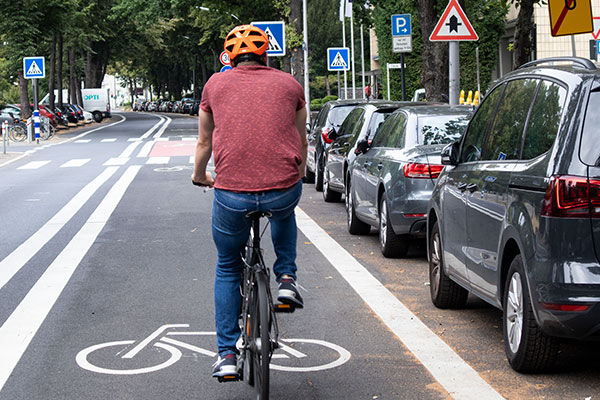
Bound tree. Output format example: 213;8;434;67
511;0;544;69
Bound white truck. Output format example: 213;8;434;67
41;88;111;122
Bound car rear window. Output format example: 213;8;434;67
366;110;396;140
419;114;470;145
580;89;600;166
328;105;355;127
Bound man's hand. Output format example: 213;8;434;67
191;171;215;187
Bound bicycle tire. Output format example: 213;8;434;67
9;125;26;142
253;270;271;400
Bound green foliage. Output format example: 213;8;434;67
371;0;507;100
310;94;338;111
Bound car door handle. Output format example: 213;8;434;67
457;182;467;192
466;183;478;193
377;163;383;171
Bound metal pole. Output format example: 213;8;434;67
571;35;577;56
303;0;310;123
33;78;40;143
2;121;6;154
360;24;366;99
386;63;391;101
449;41;459;105
350;12;356;99
400;54;406;101
342;17;347;99
476;47;481;94
337;72;341;99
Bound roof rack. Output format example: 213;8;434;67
518;57;597;71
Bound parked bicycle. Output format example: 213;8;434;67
40;116;56;140
7;113;27;142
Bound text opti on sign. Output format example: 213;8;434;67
548;0;593;37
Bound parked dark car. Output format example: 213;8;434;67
181;98;195;114
0;104;20;126
347;104;471;258
189;100;201;116
321;101;403;202
70;104;85;121
58;104;79;124
306;99;364;190
427;57;600;373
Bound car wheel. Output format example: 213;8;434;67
429;221;468;309
304;163;315;184
378;193;408;258
323;170;342;203
315;156;324;192
346;179;370;235
92;111;102;123
503;255;559;373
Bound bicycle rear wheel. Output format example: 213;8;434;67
252;270;271;400
9;125;26;141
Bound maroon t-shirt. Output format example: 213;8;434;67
200;65;306;192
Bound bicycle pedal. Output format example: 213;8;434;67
217;375;240;383
274;303;295;313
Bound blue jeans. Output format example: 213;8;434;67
212;180;302;356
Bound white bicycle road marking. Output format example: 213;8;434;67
76;324;351;375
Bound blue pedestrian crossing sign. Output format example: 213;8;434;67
251;21;286;56
327;47;350;71
23;57;45;79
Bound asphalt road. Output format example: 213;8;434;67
0;112;599;400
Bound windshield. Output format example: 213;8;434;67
367;110;396;140
419;114;470;145
328;105;355;127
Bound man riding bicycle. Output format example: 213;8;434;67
191;24;308;380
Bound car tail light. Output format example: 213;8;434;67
540;302;590;312
403;163;444;179
541;175;600;218
404;213;427;218
321;128;333;144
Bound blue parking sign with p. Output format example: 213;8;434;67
391;14;411;36
327;47;350;71
23;57;45;79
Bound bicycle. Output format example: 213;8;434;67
233;210;296;400
7;113;27;142
40;116;56;140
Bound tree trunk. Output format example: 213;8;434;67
57;32;63;107
289;0;304;86
85;41;108;87
19;72;31;119
418;0;449;102
325;75;331;97
512;0;535;69
49;32;56;110
68;47;77;104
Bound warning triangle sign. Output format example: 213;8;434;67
27;61;42;76
264;27;282;52
331;52;348;67
429;0;478;41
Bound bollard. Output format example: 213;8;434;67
2;121;6;154
473;91;480;106
466;90;473;105
459;90;465;105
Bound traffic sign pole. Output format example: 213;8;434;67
33;79;39;142
449;42;459;105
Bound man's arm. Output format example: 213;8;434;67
191;109;215;186
295;106;308;179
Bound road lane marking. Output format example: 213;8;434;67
136;140;155;158
103;157;129;166
0;167;118;291
189;156;194;164
60;159;91;168
295;208;504;400
101;138;117;143
146;157;170;164
119;141;142;158
139;116;164;139
17;161;51;170
75;139;92;143
0;165;141;391
153;116;171;138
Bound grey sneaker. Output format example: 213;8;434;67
277;276;304;308
212;354;238;379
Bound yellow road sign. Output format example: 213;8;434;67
548;0;593;37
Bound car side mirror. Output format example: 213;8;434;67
327;128;338;142
355;138;370;155
441;142;460;166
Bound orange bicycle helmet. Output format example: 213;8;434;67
224;25;269;62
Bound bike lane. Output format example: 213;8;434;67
0;117;461;400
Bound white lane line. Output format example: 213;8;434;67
0;165;141;391
139;116;164;139
0;167;119;291
128;138;142;142
295;208;504;400
17;161;51;170
155;137;168;142
153;116;171;138
118;141;142;158
136;140;155;158
189;156;194;164
60;159;91;168
75;139;92;143
146;157;170;164
101;138;117;143
103;158;129;166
